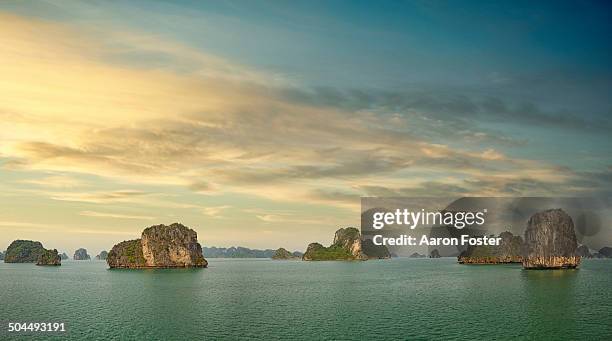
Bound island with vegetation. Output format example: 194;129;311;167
302;227;390;261
523;209;580;269
73;248;91;260
458;231;523;264
271;248;300;260
36;249;61;266
4;240;61;266
107;223;207;269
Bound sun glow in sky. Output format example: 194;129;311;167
1;1;611;254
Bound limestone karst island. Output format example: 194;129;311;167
107;223;208;269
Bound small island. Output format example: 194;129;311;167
523;209;580;269
107;223;208;269
429;249;441;258
96;251;108;260
302;227;390;261
271;248;300;260
73;248;91;260
4;240;61;266
36;249;61;266
60;252;69;260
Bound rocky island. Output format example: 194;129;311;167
302;227;390;261
523;209;580;269
73;248;91;260
4;240;46;263
271;248;300;260
429;249;441;258
0;251;4;260
107;223;208;268
458;231;523;264
4;240;61;265
36;249;61;266
60;252;69;260
96;251;108;260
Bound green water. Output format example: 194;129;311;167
1;258;611;340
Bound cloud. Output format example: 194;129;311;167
79;210;155;220
0;12;609;215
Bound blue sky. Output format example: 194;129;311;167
0;0;610;252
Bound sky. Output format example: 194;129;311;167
1;0;611;255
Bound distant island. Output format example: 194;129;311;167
203;246;276;258
3;240;61;266
0;251;4;260
96;251;108;260
73;248;91;260
107;223;207;269
409;252;426;258
303;227;391;261
60;252;69;260
271;248;301;260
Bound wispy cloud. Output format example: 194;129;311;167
80;210;155;220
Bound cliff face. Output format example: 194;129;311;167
107;223;208;269
458;231;523;264
4;240;45;263
36;249;61;266
523;209;580;269
73;248;91;260
271;248;299;260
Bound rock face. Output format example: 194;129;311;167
37;249;61;266
4;240;46;263
458;231;523;264
73;248;91;260
107;223;208;269
523;209;580;269
95;251;108;260
271;248;299;260
430;249;441;258
575;245;592;258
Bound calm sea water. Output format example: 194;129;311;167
1;258;611;340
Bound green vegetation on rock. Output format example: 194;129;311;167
303;227;390;261
37;249;61;266
4;240;46;263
